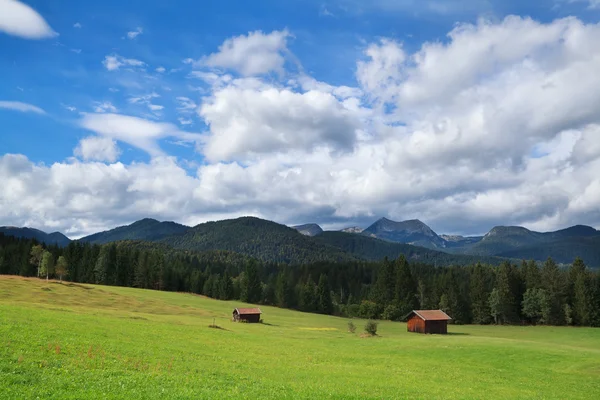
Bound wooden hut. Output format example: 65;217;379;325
232;307;262;323
405;310;452;334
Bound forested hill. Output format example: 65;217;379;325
315;231;507;266
79;218;190;245
160;217;355;264
0;227;71;247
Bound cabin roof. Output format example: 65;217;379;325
407;310;452;321
234;307;262;315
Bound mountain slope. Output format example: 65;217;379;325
0;227;71;247
79;218;190;245
293;223;323;237
315;231;507;265
362;218;446;249
161;217;353;264
451;225;600;265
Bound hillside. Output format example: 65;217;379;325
161;217;354;264
0;226;71;247
316;231;507;265
79;218;190;245
455;225;600;265
362;218;446;249
1;277;599;399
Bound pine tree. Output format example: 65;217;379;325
470;263;491;324
393;255;417;316
242;260;261;304
541;257;565;325
492;262;517;324
316;274;333;315
523;260;540;290
373;257;396;307
220;271;234;300
275;272;292;308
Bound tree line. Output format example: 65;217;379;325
1;233;599;326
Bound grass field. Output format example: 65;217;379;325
1;276;599;399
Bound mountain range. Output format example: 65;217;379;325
2;216;599;266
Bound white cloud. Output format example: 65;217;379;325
127;27;143;39
93;101;118;113
79;113;200;157
156;66;166;73
73;22;82;28
5;15;600;237
200;30;291;76
0;0;57;39
103;54;145;71
0;100;45;114
74;136;121;163
71;48;82;54
148;104;164;111
199;85;360;161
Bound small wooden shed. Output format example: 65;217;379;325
232;307;262;323
406;310;452;334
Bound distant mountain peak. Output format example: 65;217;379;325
363;218;445;249
341;226;363;234
292;223;323;237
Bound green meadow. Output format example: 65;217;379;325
1;276;599;399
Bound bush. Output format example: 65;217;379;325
347;321;356;333
382;304;402;321
364;320;378;336
359;300;381;319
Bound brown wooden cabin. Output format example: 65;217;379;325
405;310;452;334
232;307;262;323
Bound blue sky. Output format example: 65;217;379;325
1;0;600;237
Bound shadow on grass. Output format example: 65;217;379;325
446;332;470;336
260;322;279;327
209;324;230;331
50;281;94;290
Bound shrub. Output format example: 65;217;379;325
347;321;356;333
359;300;381;319
382;304;402;321
364;320;378;336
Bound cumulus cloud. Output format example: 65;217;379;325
199;85;360;161
200;30;291;76
5;17;600;236
0;101;45;114
155;66;166;73
103;54;145;71
0;0;57;39
74;136;121;163
73;22;82;28
79;113;200;157
127;27;143;39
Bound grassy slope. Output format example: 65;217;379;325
1;276;599;399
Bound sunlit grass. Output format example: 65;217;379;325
1;276;599;399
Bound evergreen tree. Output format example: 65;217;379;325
275;272;292;308
219;271;234;300
492;262;517;324
540;257;565;325
316;274;333;315
522;288;549;324
522;260;540;290
393;255;417;316
470;263;491;324
373;257;395;306
241;260;261;303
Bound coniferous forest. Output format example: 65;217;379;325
1;232;600;327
